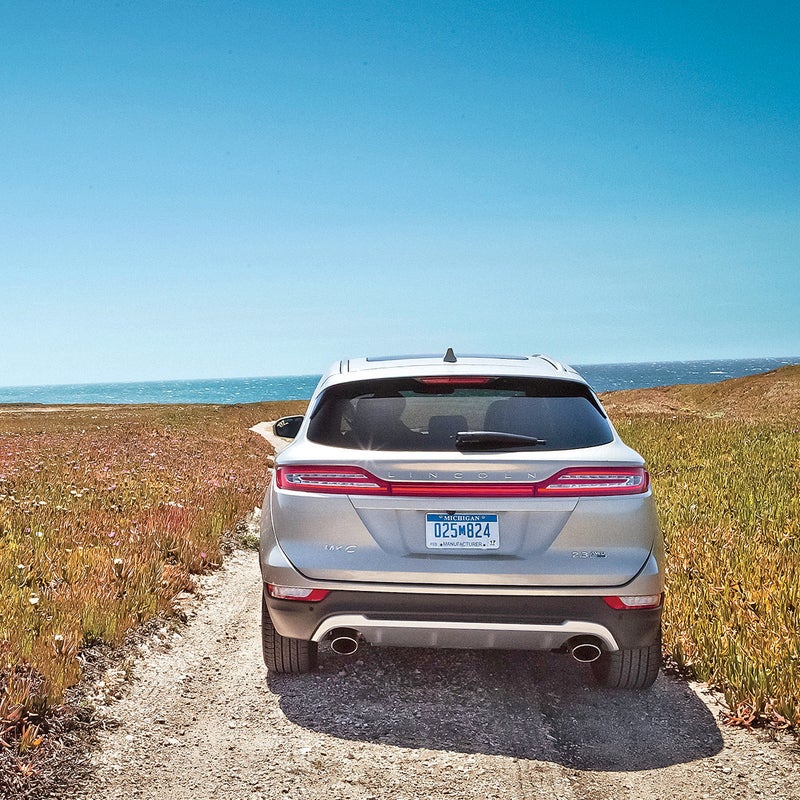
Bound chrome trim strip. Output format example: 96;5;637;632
312;615;619;651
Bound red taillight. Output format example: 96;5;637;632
276;464;649;497
536;467;649;496
267;584;330;602
275;465;390;494
391;482;535;497
275;466;532;497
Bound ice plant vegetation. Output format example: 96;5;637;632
616;412;800;728
0;401;301;769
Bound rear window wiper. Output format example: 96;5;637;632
455;431;547;451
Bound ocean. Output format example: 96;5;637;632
0;357;797;406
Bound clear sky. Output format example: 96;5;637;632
1;1;798;386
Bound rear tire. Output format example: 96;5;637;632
591;635;661;690
261;594;318;674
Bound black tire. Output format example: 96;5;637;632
591;635;661;690
261;595;318;674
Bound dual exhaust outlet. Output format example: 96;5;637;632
567;636;603;663
328;628;361;656
326;629;604;663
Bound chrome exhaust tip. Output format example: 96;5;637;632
568;637;603;663
329;628;360;655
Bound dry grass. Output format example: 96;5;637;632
0;400;304;788
602;364;800;423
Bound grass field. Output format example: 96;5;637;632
0;400;304;772
0;372;798;783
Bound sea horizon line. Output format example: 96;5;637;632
2;354;799;393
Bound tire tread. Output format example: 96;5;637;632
261;595;318;674
591;635;661;690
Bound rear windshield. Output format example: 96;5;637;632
307;376;614;451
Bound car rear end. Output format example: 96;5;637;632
260;353;663;688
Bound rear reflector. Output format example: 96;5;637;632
267;584;330;602
276;465;649;497
603;594;662;610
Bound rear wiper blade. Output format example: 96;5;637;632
455;431;547;450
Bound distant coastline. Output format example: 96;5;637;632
0;356;797;406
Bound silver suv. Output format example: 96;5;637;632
260;351;663;689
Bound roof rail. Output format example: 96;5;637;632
532;354;566;372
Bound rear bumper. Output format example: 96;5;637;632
264;585;662;652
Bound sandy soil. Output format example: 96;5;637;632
45;542;799;800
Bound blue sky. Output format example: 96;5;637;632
1;1;798;386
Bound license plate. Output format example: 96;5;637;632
425;513;499;550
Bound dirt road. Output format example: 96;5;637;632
53;542;799;800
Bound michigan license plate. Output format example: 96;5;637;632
425;513;499;550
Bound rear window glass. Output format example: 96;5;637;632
306;377;614;451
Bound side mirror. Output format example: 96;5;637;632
273;415;304;439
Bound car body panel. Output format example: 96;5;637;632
268;482;659;586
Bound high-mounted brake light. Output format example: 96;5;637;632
416;376;493;386
276;465;649;497
537;467;649;496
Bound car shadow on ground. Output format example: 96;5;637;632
266;644;723;771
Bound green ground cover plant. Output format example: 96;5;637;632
616;413;800;728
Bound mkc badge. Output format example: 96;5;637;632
325;544;357;553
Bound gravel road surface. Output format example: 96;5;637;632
53;543;799;800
